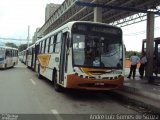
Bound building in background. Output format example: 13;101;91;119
32;28;40;43
33;3;61;43
45;3;60;22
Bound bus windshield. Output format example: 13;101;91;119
0;47;5;62
72;23;123;69
0;47;5;57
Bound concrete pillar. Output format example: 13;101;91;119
94;7;102;22
145;13;155;79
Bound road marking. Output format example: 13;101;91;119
30;79;36;85
51;109;63;120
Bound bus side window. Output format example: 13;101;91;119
38;44;40;54
32;48;35;55
12;50;14;57
5;51;7;56
55;32;62;53
14;50;16;57
16;50;18;56
49;36;54;53
14;50;15;57
41;40;46;53
9;50;11;57
45;38;50;53
44;39;46;53
10;50;12;57
7;50;11;57
40;41;43;54
11;50;12;57
13;50;16;57
53;35;57;52
38;42;41;53
13;50;15;57
30;48;32;55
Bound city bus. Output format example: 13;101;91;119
0;46;18;69
35;21;124;91
142;37;160;75
26;44;35;70
19;50;27;64
19;50;24;62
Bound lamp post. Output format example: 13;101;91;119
27;25;30;48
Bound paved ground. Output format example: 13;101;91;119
0;62;138;120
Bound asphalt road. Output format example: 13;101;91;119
0;62;138;120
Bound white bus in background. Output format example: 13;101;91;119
0;46;18;69
19;51;23;62
19;50;27;64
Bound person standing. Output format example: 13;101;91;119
139;52;147;78
127;52;140;79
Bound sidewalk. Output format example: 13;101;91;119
124;68;160;99
113;68;160;114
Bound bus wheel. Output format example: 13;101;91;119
4;64;7;69
13;62;15;67
53;72;63;92
38;64;42;79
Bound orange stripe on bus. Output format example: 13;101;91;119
67;74;124;90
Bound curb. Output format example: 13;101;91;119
122;85;160;101
111;86;160;114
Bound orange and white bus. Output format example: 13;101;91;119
35;21;124;91
0;46;18;69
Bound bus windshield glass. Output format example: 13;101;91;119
72;23;123;69
0;47;5;62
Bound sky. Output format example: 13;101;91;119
122;16;160;51
0;0;159;51
0;0;65;44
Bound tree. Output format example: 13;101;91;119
18;44;28;51
125;51;141;58
5;42;18;48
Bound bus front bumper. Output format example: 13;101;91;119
67;74;124;91
0;64;4;68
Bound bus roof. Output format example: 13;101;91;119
142;37;160;42
35;21;121;44
0;46;18;50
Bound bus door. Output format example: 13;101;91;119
155;40;160;74
59;32;69;84
31;47;35;69
5;50;11;66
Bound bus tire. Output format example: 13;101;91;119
13;62;15;68
53;71;63;92
4;64;7;69
38;64;42;79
